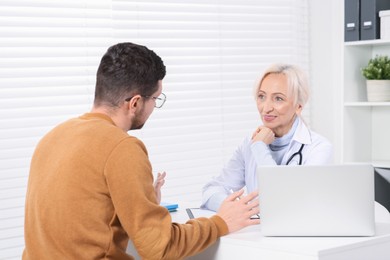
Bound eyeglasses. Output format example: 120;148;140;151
125;92;166;108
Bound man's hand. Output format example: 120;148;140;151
217;190;260;233
154;171;166;204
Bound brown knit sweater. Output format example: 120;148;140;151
23;113;228;260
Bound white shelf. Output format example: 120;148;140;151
345;39;390;46
342;37;390;164
343;161;390;168
344;102;390;107
373;161;390;169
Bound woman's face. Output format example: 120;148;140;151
256;73;302;137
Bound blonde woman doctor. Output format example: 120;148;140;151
201;63;333;211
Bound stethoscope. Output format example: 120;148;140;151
285;143;305;165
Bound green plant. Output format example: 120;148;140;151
361;55;390;80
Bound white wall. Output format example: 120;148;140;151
309;0;344;163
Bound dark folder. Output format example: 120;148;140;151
345;0;360;42
360;0;390;40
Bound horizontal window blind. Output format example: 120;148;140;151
0;0;309;258
112;0;310;202
0;0;112;258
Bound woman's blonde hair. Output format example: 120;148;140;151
254;63;310;108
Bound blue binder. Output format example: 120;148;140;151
160;202;179;212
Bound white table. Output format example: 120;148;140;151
170;207;390;260
127;204;390;260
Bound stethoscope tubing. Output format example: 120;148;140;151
285;143;305;165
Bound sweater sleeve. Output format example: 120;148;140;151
104;137;228;260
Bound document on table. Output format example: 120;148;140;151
186;208;216;219
186;208;260;220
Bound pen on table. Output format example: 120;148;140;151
186;208;195;219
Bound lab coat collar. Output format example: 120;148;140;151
292;117;312;145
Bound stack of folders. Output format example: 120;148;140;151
345;0;390;41
160;202;179;212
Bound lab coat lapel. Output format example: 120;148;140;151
281;118;312;165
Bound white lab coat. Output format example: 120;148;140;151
201;118;333;211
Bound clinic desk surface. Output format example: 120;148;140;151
169;208;390;260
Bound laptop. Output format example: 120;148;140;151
258;164;375;236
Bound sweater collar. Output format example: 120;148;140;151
80;113;116;126
270;117;299;150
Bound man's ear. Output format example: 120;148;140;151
127;95;142;112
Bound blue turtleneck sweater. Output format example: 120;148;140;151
268;117;299;164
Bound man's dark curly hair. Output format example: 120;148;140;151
94;42;166;107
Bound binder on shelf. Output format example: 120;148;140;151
345;0;360;42
360;0;390;40
379;10;390;39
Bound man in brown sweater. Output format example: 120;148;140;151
23;42;260;260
